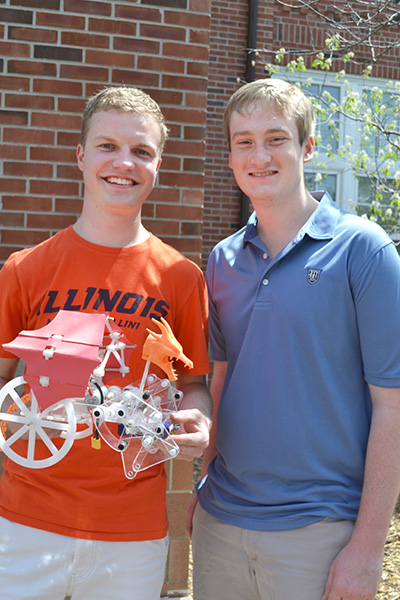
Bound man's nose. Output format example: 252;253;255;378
113;148;135;169
252;144;271;165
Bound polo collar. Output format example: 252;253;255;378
243;191;340;248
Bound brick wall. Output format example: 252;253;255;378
0;1;211;597
0;0;211;267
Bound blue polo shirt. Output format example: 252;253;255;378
197;192;400;531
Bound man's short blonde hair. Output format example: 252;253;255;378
224;78;315;148
81;86;169;153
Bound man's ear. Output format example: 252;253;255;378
303;136;314;164
76;144;84;172
156;157;162;172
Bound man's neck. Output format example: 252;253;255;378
73;211;150;248
254;191;319;258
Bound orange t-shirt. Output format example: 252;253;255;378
0;227;210;541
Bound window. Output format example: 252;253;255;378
277;71;399;218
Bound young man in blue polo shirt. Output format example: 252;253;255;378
188;79;400;600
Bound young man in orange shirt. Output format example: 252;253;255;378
0;86;211;600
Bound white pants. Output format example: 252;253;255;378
192;503;354;600
0;517;168;600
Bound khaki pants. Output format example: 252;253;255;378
0;517;168;600
192;503;354;600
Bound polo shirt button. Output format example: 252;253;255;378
263;253;268;259
262;278;269;285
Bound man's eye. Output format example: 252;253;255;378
100;143;114;150
136;148;151;157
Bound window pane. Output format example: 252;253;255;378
305;173;337;201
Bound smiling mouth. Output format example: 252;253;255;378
251;171;277;177
104;176;137;186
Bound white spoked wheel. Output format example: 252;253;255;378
0;376;76;469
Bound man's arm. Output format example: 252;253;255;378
323;384;400;600
0;357;20;396
170;372;213;462
186;360;227;535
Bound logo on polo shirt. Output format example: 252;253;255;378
306;269;321;284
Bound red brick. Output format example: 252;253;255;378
88;17;137;36
0;75;30;91
115;5;161;22
111;70;160;87
159;172;204;188
162;74;208;92
167;140;205;156
29;179;79;196
190;29;210;45
8;60;57;77
57;97;86;114
162;236;202;253
61;31;110;49
183;157;205;172
3;127;55;145
2;196;52;212
163;41;209;61
64;0;111;16
165;9;210;29
27;213;76;229
181;189;204;205
57;131;80;147
8;26;57;43
190;0;212;10
59;64;109;81
113;36;159;54
164;107;206;125
55;197;83;213
156;204;203;220
150;89;183;107
183;125;205;141
0;178;27;193
85;49;135;69
148;220;180;237
56;165;82;180
31;112;81;131
0;110;28;125
160;156;181;171
5;93;54;110
139;23;186;42
149;188;180;204
0;212;25;227
36;11;85;29
30;147;77;163
33;78;83;96
187;92;208;108
4;161;53;178
137;55;184;74
0;42;30;58
1;145;27;160
1;229;49;246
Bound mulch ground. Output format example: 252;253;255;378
377;499;400;599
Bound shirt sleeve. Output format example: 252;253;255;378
0;255;27;359
172;266;211;376
352;239;400;386
205;250;228;362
